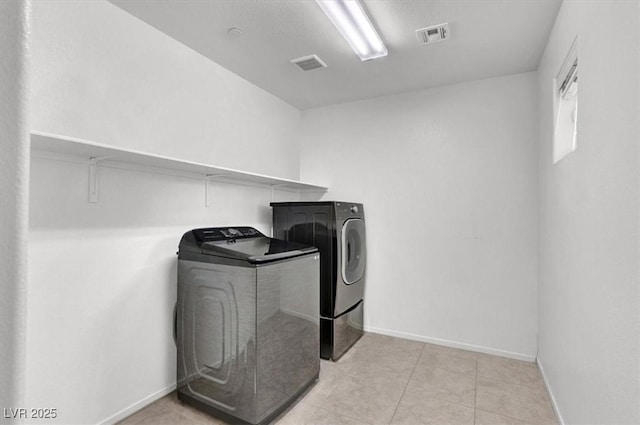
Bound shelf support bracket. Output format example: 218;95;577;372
204;173;229;207
270;184;289;202
88;156;110;203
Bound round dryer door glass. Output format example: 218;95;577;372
341;219;366;284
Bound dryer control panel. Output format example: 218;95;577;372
335;202;364;221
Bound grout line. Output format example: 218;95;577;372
474;408;537;425
474;373;554;424
473;356;478;425
381;349;479;411
308;342;377;425
411;393;477;411
418;363;476;378
387;343;425;424
301;405;321;425
475;373;548;394
474;358;548;391
319;361;350;406
315;407;373;425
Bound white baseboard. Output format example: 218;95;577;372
537;358;565;425
98;382;176;425
364;325;537;362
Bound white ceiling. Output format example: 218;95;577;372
110;0;561;110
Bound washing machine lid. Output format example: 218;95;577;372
189;227;317;264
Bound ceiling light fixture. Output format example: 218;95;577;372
315;0;387;61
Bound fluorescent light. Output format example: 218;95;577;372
315;0;387;61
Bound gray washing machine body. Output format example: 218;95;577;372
177;227;320;425
271;202;366;360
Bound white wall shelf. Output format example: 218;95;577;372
30;131;328;203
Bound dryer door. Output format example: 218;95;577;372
341;219;366;284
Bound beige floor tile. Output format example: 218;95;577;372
334;348;377;373
307;408;371;425
156;393;226;424
339;334;423;369
117;408;154;425
132;410;204;425
320;358;351;378
321;375;405;424
329;352;363;375
423;343;477;360
336;335;422;392
324;351;357;375
390;393;474;425
119;334;560;425
302;370;346;407
354;333;424;361
477;354;544;388
275;398;320;425
118;398;210;425
417;344;477;375
346;356;416;390
405;366;475;407
475;409;533;425
476;376;558;425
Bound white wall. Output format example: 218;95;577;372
300;72;539;359
0;0;31;420
27;1;302;424
537;1;640;424
31;0;300;180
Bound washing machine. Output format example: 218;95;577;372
176;226;320;425
271;202;366;360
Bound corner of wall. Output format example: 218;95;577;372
0;0;31;414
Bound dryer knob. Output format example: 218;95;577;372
350;205;358;214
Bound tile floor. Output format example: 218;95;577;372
119;333;558;425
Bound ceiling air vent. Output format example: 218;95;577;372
416;23;450;45
291;55;327;71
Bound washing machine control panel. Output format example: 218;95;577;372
192;227;264;243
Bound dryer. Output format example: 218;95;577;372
271;202;366;360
